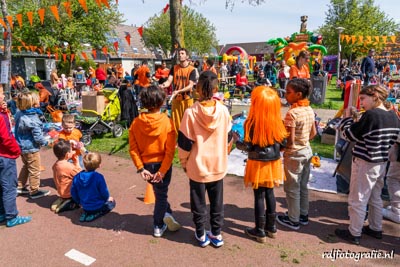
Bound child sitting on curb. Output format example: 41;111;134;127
52;139;82;213
71;152;115;222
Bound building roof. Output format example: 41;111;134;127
218;42;273;55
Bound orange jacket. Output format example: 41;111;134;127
52;160;82;198
129;112;176;174
289;64;310;79
135;65;151;87
59;128;83;155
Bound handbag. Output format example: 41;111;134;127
47;106;63;123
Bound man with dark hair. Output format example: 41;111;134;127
134;60;151;97
361;49;376;86
160;48;197;133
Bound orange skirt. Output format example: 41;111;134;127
244;159;285;189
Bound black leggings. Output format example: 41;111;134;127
253;187;276;218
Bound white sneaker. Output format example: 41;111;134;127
163;212;181;232
153;224;167;238
382;208;400;224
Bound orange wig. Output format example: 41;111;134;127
244;86;288;147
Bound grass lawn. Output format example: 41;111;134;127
87;77;341;160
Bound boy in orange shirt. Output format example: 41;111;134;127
58;114;85;168
52;139;81;213
129;85;180;238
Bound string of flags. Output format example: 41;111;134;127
341;34;397;45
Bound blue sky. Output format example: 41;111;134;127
118;0;400;44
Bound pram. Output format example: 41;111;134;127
76;88;123;146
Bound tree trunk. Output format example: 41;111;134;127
0;0;12;99
170;0;185;64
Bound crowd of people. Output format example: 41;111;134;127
0;47;399;251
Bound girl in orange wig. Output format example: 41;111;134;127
238;86;288;243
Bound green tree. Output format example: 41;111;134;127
7;0;123;72
143;5;218;58
318;0;399;60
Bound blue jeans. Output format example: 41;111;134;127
0;157;18;220
144;163;173;228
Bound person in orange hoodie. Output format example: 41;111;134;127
178;71;232;248
129;85;180;238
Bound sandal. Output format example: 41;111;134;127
6;216;32;227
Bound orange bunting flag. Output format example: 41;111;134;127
163;4;170;14
345;35;351;44
55;53;59;60
17;46;22;53
16;14;23;28
382;36;387;43
6;16;13;30
374;36;380;43
125;33;131;46
63;2;72;18
70;54;75;63
81;52;88;61
358;36;363;43
351;35;356;44
366;36;372;43
101;0;110;8
92;49;97;59
137;26;143;37
50;5;60;22
95;0;102;8
78;0;88;13
113;41;119;51
62;54;67;62
340;35;344;42
102;46;108;56
0;18;7;30
38;8;45;25
47;50;51;58
3;32;8;39
38;48;43;54
390;35;396;43
27;11;33;26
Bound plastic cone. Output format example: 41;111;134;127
144;183;155;204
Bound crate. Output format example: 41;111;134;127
321;133;335;145
82;93;105;116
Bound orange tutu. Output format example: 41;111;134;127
244;159;284;189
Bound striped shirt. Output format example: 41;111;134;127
284;105;315;152
339;108;400;163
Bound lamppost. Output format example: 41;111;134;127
336;27;345;81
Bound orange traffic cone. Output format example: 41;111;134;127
144;183;155;204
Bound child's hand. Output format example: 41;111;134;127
69;140;78;148
140;169;153;181
152;171;164;183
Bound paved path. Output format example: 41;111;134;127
0;148;398;266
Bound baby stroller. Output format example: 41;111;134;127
76;88;123;146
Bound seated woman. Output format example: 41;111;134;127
236;68;252;94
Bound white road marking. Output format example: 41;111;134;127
65;249;96;266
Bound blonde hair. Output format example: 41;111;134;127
62;114;75;125
16;91;36;110
244;86;288;146
359;85;389;107
83;152;102;171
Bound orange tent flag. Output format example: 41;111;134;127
6;16;13;30
50;5;60;22
63;2;72;18
113;41;119;51
137;26;143;37
351;35;356;44
38;8;45;25
16;14;23;28
358;36;363;43
55;53;59;60
382;36;387;43
81;52;88;61
62;54;67;62
125;33;131;46
101;0;110;8
390;35;396;43
374;36;380;43
102;46;108;56
95;0;102;8
78;0;88;13
47;50;51;58
27;11;33;26
70;54;75;63
0;18;7;30
92;49;97;59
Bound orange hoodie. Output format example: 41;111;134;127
178;101;231;183
129;112;176;174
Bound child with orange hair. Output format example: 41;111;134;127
236;86;288;243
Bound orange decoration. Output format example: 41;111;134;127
78;0;88;13
38;8;45;25
102;46;108;56
137;26;143;37
47;50;51;58
95;0;102;8
390;35;396;43
55;53;59;60
382;36;387;43
101;0;110;8
38;48;43;54
125;33;131;46
92;49;97;59
3;32;8;39
50;5;60;22
6;16;13;30
70;54;75;63
81;52;88;61
16;14;23;28
63;2;72;18
113;41;119;51
26;12;33;26
0;18;7;29
17;46;22;53
62;54;67;62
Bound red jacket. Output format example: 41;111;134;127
0;110;21;159
236;74;248;86
95;68;107;81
